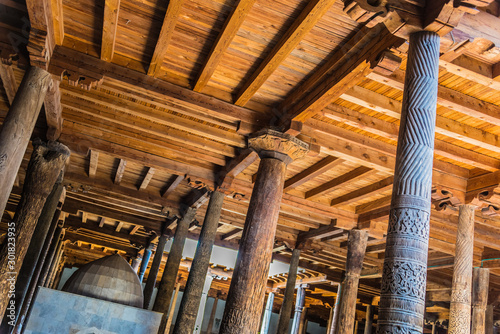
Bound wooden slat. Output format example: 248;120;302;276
44;79;62;140
305;166;373;199
234;0;336;106
101;0;121;61
139;167;156;190
194;0;258;92
88;150;99;178
0;64;17;105
284;156;344;192
163;174;185;198
330;176;394;207
50;0;64;45
147;0;185;77
114;158;127;185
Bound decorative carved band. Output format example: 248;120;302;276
378;31;440;334
248;129;309;164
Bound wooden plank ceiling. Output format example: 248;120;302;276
1;0;500;327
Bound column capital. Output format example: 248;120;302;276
248;129;309;165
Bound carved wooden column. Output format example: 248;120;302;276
143;227;170;309
291;284;307;334
153;207;197;333
364;304;374;334
277;248;301;334
173;190;225;333
449;204;476;334
219;129;308;334
472;268;490;334
0;140;70;319
378;31;440;334
0;67;52;216
138;245;153;283
337;230;368;334
260;292;275;334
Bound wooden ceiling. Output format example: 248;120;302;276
1;0;500;327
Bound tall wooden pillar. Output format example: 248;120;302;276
472;268;490;334
337;230;368;334
291;285;307;334
153;207;197;333
260;292;275;334
327;284;342;334
173;190;225;333
0;67;52;216
206;294;220;334
486;305;494;334
193;275;215;334
164;282;181;334
364;304;374;334
138;245;153;283
219;129;308;334
277;248;301;334
38;226;64;288
449;204;475;334
0;140;70;319
378;31;440;334
144;228;170;309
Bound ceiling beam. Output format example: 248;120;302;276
50;0;64;45
139;167;156;190
101;0;120;61
218;149;259;190
25;0;56;68
284;156;344;192
147;0;185;77
234;0;336;106
162;174;185;199
44;78;63;140
305;166;373;199
64;230;138;255
193;0;257;92
114;158;127;185
88;150;99;178
296;222;344;247
0;63;17;105
330;176;394;207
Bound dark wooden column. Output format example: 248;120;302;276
378;31;440;334
291;285;307;334
277;248;301;334
472;268;490;334
219;129;309;334
364;304;374;334
143;226;170;309
38;226;64;288
138;245;153;283
336;230;368;334
153;207;197;333
173;190;225;333
0;67;52;216
449;204;475;334
0;140;70;319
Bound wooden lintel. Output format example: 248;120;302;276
101;0;121;61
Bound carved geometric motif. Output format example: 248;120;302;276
387;208;430;238
380;260;427;300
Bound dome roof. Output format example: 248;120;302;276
62;254;144;308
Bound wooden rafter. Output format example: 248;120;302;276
139;167;156;190
0;64;17;105
305;166;373;199
284;156;343;192
44;78;63;140
163;174;185;199
147;0;185;77
114;158;127;185
88;150;99;178
234;0;336;106
101;0;120;61
194;0;257;92
50;0;64;45
330;176;393;207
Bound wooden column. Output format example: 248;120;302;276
206;295;219;334
472;268;490;334
449;204;475;334
327;284;342;334
144;228;170;309
131;256;141;273
46;238;65;289
336;230;368;334
164;282;181;334
378;31;440;334
38;226;64;288
298;307;308;334
0;67;52;216
486;305;494;334
193;275;215;334
153;207;197;333
277;248;301;334
260;292;275;334
219;129;308;334
364;304;373;334
0;140;70;319
138;245;153;283
173;190;225;333
291;285;307;334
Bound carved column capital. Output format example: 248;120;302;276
432;186;464;213
248;129;309;165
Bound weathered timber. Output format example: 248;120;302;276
0;140;69;319
143;228;170;309
364;304;374;334
173;190;225;333
277;248;301;334
153;207;197;333
449;205;475;334
472;268;490;334
378;31;440;334
219;129;309;334
336;230;368;334
290;285;307;334
0;66;51;217
44;79;62;140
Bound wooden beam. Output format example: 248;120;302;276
330;176;393;207
193;0;257;92
219;149;259;190
115;221;124;232
129;225;140;235
114;158;127;185
163;174;185;198
64;230;138;254
101;0;121;61
88;150;99;178
284;156;344;192
221;227;243;241
50;0;64;45
234;0;336;106
99;216;106;228
305;166;373;199
139;167;156;190
147;0;185;77
44;78;63;140
25;0;56;68
439;57;500;91
296;222;344;247
0;63;17;105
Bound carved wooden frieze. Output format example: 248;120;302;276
248;129;309;165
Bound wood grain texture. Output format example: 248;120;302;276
276;248;301;334
472;267;490;334
101;0;120;61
